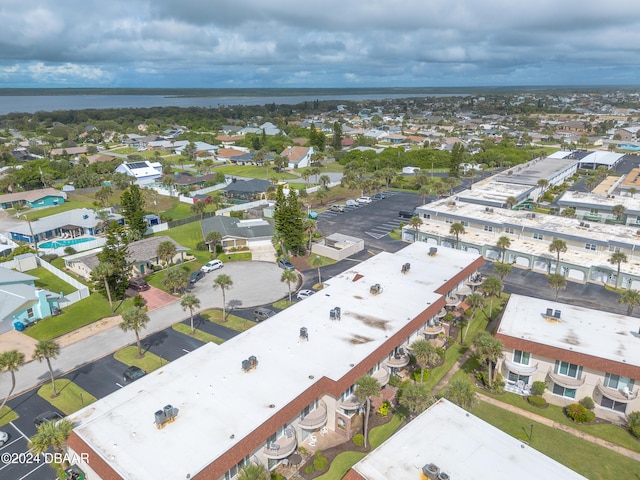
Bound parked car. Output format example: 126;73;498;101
0;430;8;446
123;366;146;383
296;289;315;300
190;270;205;284
253;307;276;322
34;411;63;427
345;199;359;207
277;258;295;270
372;193;386;200
129;278;150;292
399;210;416;219
201;259;224;273
357;196;372;204
329;204;345;212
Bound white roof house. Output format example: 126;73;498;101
114;161;163;185
349;399;587;480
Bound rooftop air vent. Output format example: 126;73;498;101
330;307;341;321
438;472;451;480
584;223;590;228
428;247;438;256
422;463;440;479
249;356;258;368
401;262;411;274
154;404;179;429
546;308;553;317
370;284;383;295
242;359;250;372
300;327;309;341
553;309;561;319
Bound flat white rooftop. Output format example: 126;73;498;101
559;190;640;214
493;156;577;186
457;183;531;205
498;294;640;368
351;399;587;480
70;243;481;480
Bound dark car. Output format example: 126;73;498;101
399;210;416;219
277;258;295;270
372;193;386;200
129;278;150;291
34;411;63;427
190;270;205;284
123;366;146;383
253;307;276;322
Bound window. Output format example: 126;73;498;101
608;245;621;253
461;221;469;227
600;396;628;413
445;218;453;224
423;214;431;220
604;373;635;391
505;227;515;234
484;225;493;232
27;308;34;319
590;208;599;215
508;372;530;385
552;383;576;399
513;350;530;365
555;360;582;379
585;243;597;251
533;233;544;240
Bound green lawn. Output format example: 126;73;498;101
472;401;640;480
214;164;299;180
172;323;225;344
200;309;256;332
272;299;293;310
29;266;77;295
216;252;252;262
0;406;18;426
163;201;196;221
155;221;204;249
114;346;167;372
24;293;135;341
37;379;97;415
19;198;96;221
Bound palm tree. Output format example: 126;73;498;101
355;375;381;449
537;178;549;190
449;222;466;249
610;252;628;288
29;419;73;457
495;236;511;263
408;216;423;241
205;230;222;254
612;204;626;222
547;273;567;301
548;238;567;273
310;254;323;287
398;383;435;419
180;294;201;334
463;293;485;343
213;274;233;321
237;462;270;480
0;350;25;412
473;332;503;388
163;265;189;294
479;276;503;319
157;240;177;268
619;289;640;316
92;261;115;312
505;196;518;209
442;378;476;409
319;174;331;189
33;340;61;397
119;306;150;357
281;268;297;303
191;200;207;219
303;219;317;252
411;339;441;383
493;262;512;280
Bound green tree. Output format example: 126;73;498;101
191;200;207;219
181;294;201;335
0;350;25;412
442;378;476;409
319;174;331;189
547;273;567;301
610;252;628;288
355;375;381;449
505;196;518;209
398;382;435;419
410;339;442;384
612;204;626;221
95;222;130;302
120;184;147;239
310;254;323;287
120;306;150;358
496;236;511;263
449;222;466;249
303;218;317;252
29;418;73;458
408;216;423;240
449;142;464;177
163;265;189;294
463;293;485;343
479;276;503;318
332;121;343;151
157;240;177;268
548;238;567;273
205;230;222;253
237;462;270;480
91;261;115;312
33;340;61;397
472;332;503;388
273;185;304;255
493;262;512;280
213;273;233;321
94;185;113;207
619;289;640;316
281;268;297;304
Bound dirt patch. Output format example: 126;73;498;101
56;315;122;347
0;330;38;362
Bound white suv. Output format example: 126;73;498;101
356;196;372;204
201;260;224;273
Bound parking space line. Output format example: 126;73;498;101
182;349;190;353
17;461;49;480
116;382;124;388
0;436;23;449
10;421;29;441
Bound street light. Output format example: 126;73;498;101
20;214;38;257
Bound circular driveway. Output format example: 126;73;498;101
189;261;292;309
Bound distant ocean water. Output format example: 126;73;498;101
0;92;463;115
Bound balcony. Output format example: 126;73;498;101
445;295;461;307
263;428;297;459
299;401;328;431
372;367;390;387
339;395;361;411
385;351;410;369
504;358;538;377
466;273;484;287
548;367;585;389
595;380;639;404
455;285;472;297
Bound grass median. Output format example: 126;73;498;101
200;309;255;332
114;346;167;372
37;379;97;415
172;323;224;344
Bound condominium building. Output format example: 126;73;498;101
66;242;483;480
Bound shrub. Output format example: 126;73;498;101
313;454;328;471
352;433;364;447
579;396;595;410
271;473;286;480
627;411;640;439
64;246;77;255
412;367;430;382
531;381;547;396
297;446;308;456
195;241;208;251
475;371;489;386
492;373;505;394
304;465;315;475
388;375;403;388
527;395;547;408
565;403;596;423
378;400;391;417
41;253;59;263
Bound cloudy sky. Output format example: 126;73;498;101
1;0;640;89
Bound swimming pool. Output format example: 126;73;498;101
620;144;640;151
39;237;96;249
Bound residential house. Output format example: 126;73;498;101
0;188;67;210
614;126;640;142
115;161;163;185
495;294;640;419
201;216;274;250
280;146;314;169
222;178;272;201
50;146;89;157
